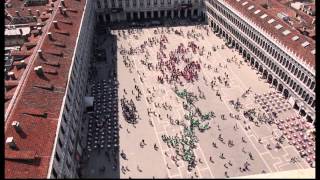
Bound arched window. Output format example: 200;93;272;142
301;73;305;81
310;81;315;90
297;70;301;78
307;79;311;86
304;76;308;83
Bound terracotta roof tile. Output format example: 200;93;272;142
5;0;86;178
224;0;315;68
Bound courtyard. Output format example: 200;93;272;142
80;24;313;178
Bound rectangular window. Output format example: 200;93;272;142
52;168;58;178
67;93;71;104
63;114;68;124
154;0;157;5
168;0;171;4
147;0;151;6
140;0;144;6
55;152;60;162
133;0;136;6
161;0;164;5
126;0;129;7
66;103;70;112
97;1;101;8
61;125;65;135
58;137;63;148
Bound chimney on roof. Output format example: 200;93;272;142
19;60;26;68
15;11;20;17
37;27;42;35
62;9;67;15
34;66;44;75
6;137;17;150
51;2;55;7
36;10;40;16
8;71;16;80
37;49;43;58
48;32;53;40
12;121;21;132
28;9;32;15
58;6;63;13
61;0;66;7
33;15;37;21
53;21;58;28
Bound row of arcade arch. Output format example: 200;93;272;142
209;20;315;124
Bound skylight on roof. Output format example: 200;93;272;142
292;35;299;41
260;14;268;19
275;24;283;30
248;5;254;10
311;49;315;55
242;1;248;6
301;41;310;48
254;10;261;14
282;30;291;36
268;19;275;24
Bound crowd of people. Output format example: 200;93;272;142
82;23;313;178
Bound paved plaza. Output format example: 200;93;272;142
81;25;312;178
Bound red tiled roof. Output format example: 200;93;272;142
224;0;315;68
5;80;19;89
5;0;86;178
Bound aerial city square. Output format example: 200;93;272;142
4;0;315;179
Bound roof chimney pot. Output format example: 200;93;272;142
51;2;54;7
28;9;32;15
6;137;17;149
36;10;40;16
37;49;43;58
8;71;16;80
37;27;42;34
48;32;53;40
12;121;21;131
53;21;58;28
34;66;43;75
62;8;67;15
58;6;62;13
61;0;66;7
15;11;20;17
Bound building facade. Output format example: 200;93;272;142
95;0;204;23
47;0;96;178
204;0;315;123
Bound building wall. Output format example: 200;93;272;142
48;0;96;178
204;0;315;121
95;0;203;22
